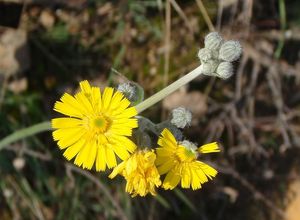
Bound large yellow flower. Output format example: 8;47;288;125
156;128;220;190
109;149;161;197
52;80;138;171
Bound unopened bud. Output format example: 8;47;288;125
170;107;192;129
219;40;242;62
117;82;136;101
216;62;234;79
201;60;219;76
204;32;223;50
211;49;219;60
197;48;212;63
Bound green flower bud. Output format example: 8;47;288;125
216;62;233;79
197;48;212;63
219;40;242;62
170;107;192;129
204;32;223;50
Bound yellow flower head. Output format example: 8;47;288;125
156;128;220;190
109;149;161;197
52;80;138;171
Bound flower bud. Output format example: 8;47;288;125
211;49;219;60
197;48;212;63
117;82;136;101
170;107;192;129
201;60;219;76
204;32;223;50
219;40;242;62
216;62;234;79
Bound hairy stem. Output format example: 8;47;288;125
0;121;52;151
135;65;203;113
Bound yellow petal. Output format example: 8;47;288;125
181;165;191;188
53;127;85;149
112;118;138;128
157;159;176;175
110;98;131;115
109;126;132;136
109;135;137;153
198;161;218;179
111;144;130;161
63;138;86;160
109;161;126;179
51;117;83;129
198;142;220;154
156;148;174;160
161;128;177;145
54;101;82;118
91;87;102;110
83;141;97;170
109;91;125;111
190;168;202;190
54;93;88;117
102;87;114;110
162;169;181;190
75;92;93;114
74;145;89;167
106;147;117;168
95;145;107;171
113;107;137;119
79;80;92;94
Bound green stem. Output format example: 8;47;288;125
0;121;52;151
274;0;286;59
0;65;204;149
135;65;203;113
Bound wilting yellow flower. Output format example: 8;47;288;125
156;128;220;190
52;80;138;171
109;149;161;197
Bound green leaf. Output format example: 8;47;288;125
154;194;171;209
174;188;197;213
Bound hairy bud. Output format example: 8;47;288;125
201;60;219;76
197;48;212;63
117;83;136;101
219;40;242;62
170;107;192;129
216;62;234;79
204;32;223;50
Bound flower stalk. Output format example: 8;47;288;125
135;65;203;113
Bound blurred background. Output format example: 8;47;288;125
0;0;300;219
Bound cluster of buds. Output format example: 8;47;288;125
197;32;242;79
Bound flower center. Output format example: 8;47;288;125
178;140;198;161
91;115;110;133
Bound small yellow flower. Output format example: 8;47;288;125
109;149;161;197
52;80;138;171
156;128;220;190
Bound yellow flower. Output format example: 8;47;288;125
156;128;220;190
52;80;138;171
109;149;161;197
